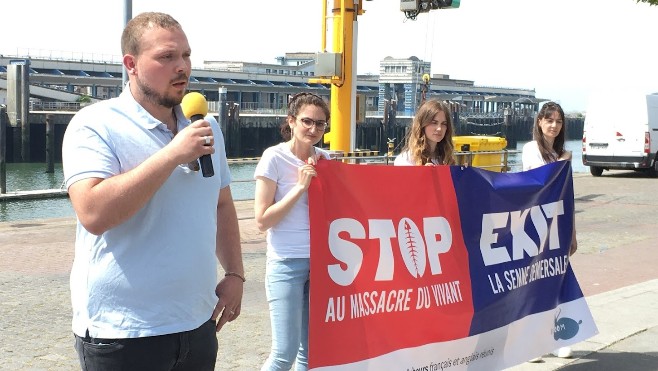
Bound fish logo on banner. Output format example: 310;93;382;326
553;308;582;340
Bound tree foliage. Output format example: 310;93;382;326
77;95;92;103
636;0;658;5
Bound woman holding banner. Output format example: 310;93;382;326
394;99;456;166
253;92;331;371
523;101;577;361
522;101;573;170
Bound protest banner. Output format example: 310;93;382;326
308;160;598;370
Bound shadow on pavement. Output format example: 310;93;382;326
560;350;658;370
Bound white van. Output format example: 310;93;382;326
582;91;658;177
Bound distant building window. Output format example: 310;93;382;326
266;69;271;73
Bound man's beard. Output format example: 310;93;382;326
135;74;186;108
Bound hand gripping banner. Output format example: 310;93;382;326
307;160;597;370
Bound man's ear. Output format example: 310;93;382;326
123;55;136;75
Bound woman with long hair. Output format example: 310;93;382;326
394;99;456;166
522;101;571;169
523;101;577;362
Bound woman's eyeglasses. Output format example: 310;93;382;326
296;117;328;131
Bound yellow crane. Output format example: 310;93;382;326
309;0;460;154
309;0;364;154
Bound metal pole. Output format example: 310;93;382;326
329;0;359;153
217;87;229;155
20;63;30;162
349;15;358;151
0;106;6;193
503;106;515;148
45;114;54;173
121;0;132;89
230;103;241;157
218;87;228;134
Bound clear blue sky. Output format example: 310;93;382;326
2;0;657;112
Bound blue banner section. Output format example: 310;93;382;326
449;161;584;335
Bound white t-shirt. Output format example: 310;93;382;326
254;143;329;258
522;141;549;171
393;150;440;166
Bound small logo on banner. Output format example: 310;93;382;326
553;308;582;340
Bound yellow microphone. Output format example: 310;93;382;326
181;92;214;177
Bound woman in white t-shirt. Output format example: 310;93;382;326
522;101;572;170
253;92;330;371
522;101;577;361
394;99;456;166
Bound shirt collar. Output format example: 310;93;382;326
119;82;186;131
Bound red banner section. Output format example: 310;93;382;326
309;163;473;367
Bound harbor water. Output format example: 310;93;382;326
1;140;587;223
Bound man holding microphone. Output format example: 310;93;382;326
62;12;243;370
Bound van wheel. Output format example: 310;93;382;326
590;166;603;177
647;162;658;178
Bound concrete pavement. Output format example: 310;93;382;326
0;169;657;370
506;280;658;371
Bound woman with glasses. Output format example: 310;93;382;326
523;101;577;362
394;99;456;166
253;92;330;371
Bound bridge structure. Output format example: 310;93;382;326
0;52;553;168
0;52;542;117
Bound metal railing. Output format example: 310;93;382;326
7;48;123;64
226;149;522;201
229;149;522;172
25;98;517;119
327;150;521;172
30;101;83;111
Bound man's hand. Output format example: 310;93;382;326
212;276;244;332
168;119;215;165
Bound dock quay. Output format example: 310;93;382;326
0;53;583;163
0;170;657;370
0;148;517;207
0;188;68;201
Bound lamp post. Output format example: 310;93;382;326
503;106;514;148
420;73;430;107
121;0;132;89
